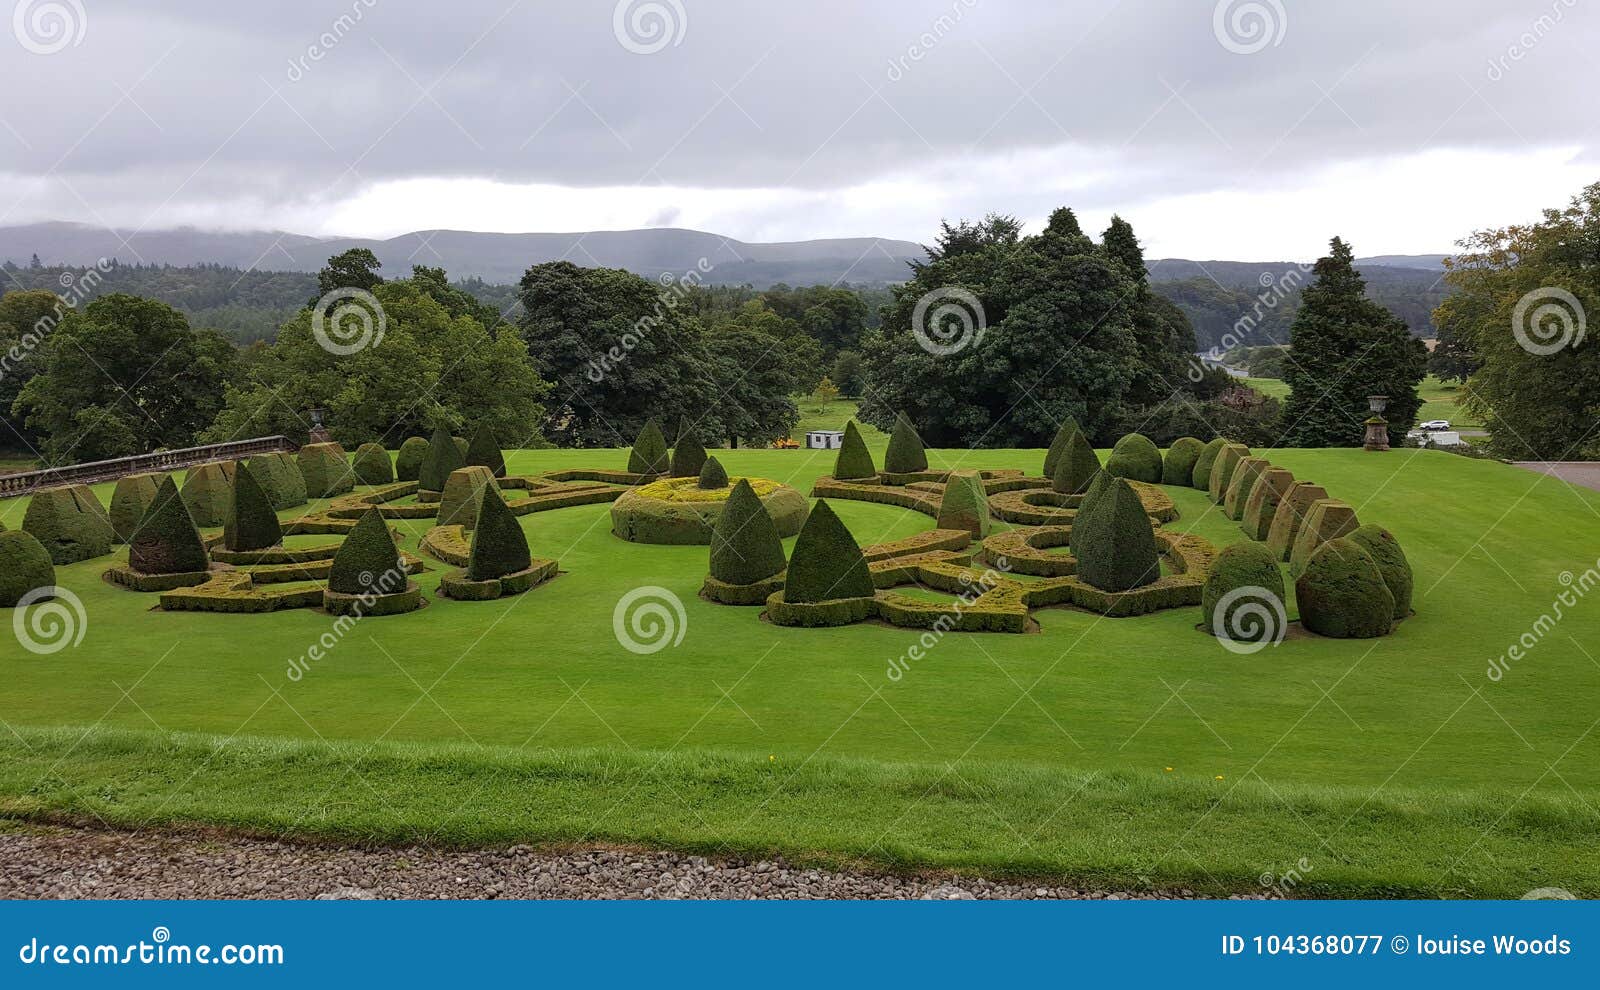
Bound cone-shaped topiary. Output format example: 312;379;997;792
180;461;236;527
782;500;873;603
670;424;708;478
1190;437;1228;490
1067;470;1113;559
129;476;210;575
832;421;876;480
395;436;430;482
466;485;532;581
628;418;670;475
464;424;507;478
418;425;466;492
351;443;395;485
1162;437;1205;486
109;472;164;543
1051;428;1101;494
247;452;307;510
328;508;401;595
1042;417;1081;480
1201;542;1286;642
1072;476;1159;592
883;412;929;474
1347;525;1413;620
223;466;282;552
936;470;991;538
453;436;469;458
1105;433;1162;484
0;530;55;607
698;455;729;490
709;478;788;585
1296;538;1394;638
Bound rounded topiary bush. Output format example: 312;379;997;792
627;419;670;476
418;427;465;494
223;466;282;552
833;421;876;480
670;425;707;479
180;461;236;527
782;499;873;603
23;484;115;564
298;443;354;499
1163;437;1205;486
109;472;164;543
247;452;307;510
1201;542;1286;642
0;530;56;607
466;485;532;581
130;476;210;575
709;478;787;585
464;424;507;478
395;437;430;482
1051;428;1100;495
1295;538;1394;639
327;508;402;595
352;443;395;486
1071;476;1159;592
1105;433;1162;484
1190;437;1228;491
1042;417;1081;480
1347;525;1413;619
698;455;728;490
883;413;928;474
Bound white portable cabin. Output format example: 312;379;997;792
806;430;845;449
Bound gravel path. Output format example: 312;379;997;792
0;822;1258;900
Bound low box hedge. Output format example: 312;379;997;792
701;571;787;606
764;591;877;627
104;565;214;593
323;579;424;617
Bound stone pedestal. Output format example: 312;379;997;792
1363;416;1390;451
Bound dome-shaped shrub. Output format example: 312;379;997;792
130;476;210;575
223;466;282;552
832;421;876;480
246;452;307;510
669;423;707;479
709;479;787;586
327;508;401;595
1347;525;1413;619
1051;428;1100;495
0;530;56;607
936;470;990;538
1190;437;1228;490
883;413;928;474
627;419;670;475
1162;437;1204;486
782;500;873;603
1296;538;1394;639
1072;476;1159;592
180;461;236;527
418;426;466;493
698;455;729;490
1201;542;1286;642
1042;417;1081;480
298;443;354;498
1105;433;1162;484
395;436;430;482
23;484;115;564
109;472;164;543
466;485;532;581
464;424;507;478
352;443;394;485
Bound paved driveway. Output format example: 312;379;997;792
1515;461;1600;493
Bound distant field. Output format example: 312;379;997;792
791;397;885;442
1242;375;1481;431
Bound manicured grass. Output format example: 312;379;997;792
1;446;1597;895
1242;376;1289;399
791;397;884;444
1243;374;1482;430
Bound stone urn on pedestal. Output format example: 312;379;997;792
1362;395;1390;451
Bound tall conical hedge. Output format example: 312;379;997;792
418;425;465;492
670;422;707;478
710;478;787;585
464;424;507;478
1067;470;1113;559
1072;476;1159;592
698;455;729;489
352;442;395;486
1051;428;1101;494
223;466;283;552
129;476;210;575
1042;417;1081;479
936;470;990;537
395;436;430;482
328;508;401;595
782;500;873;603
883;413;928;474
109;472;164;543
466;485;532;581
833;421;876;480
628;418;670;475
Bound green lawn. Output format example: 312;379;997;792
1242;375;1482;430
2;446;1598;895
791;396;883;443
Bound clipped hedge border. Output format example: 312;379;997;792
324;579;424;617
867;550;975;588
159;573;324;614
874;589;1028;634
988;489;1081;525
419;525;471;567
859;529;972;562
702;571;786;606
438;559;559;601
104;565;214;593
877;469;1025;487
979;526;1075;576
764;591;877;628
209;542;342;565
507;484;623;516
540;468;659;486
810;477;941;517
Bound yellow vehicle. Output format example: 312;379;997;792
771;437;800;450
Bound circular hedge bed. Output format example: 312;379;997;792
611;476;809;545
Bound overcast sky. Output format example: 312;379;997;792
1;0;1595;259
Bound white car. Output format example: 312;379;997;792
1419;419;1451;430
